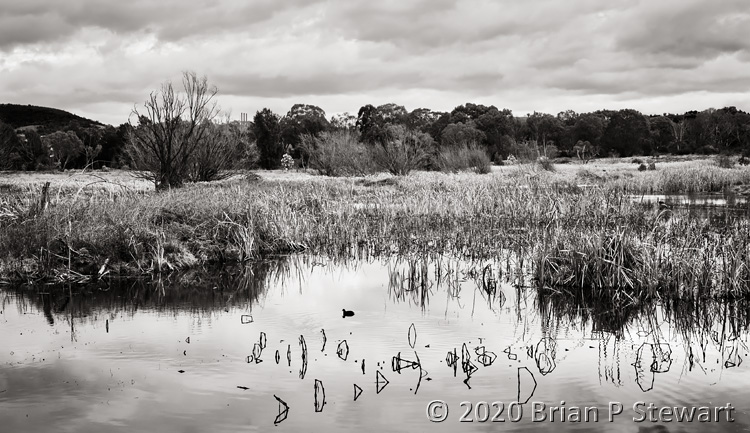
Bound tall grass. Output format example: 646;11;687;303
0;172;628;277
534;215;750;300
606;161;750;193
4;166;750;300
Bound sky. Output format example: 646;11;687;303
1;0;749;126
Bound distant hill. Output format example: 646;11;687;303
0;103;104;135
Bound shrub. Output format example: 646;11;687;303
739;156;750;166
576;168;605;183
537;156;555;172
470;153;492;174
299;130;373;177
507;141;537;162
280;153;294;170
438;143;491;174
506;154;518;165
716;154;735;169
573;140;597;163
631;158;644;164
638;163;648;171
539;144;559;159
648;162;656;171
186;121;245;182
371;125;433;176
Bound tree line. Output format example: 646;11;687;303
2;72;750;187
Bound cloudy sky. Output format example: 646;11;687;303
1;0;749;125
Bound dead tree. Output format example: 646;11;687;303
127;71;219;190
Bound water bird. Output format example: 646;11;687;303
342;309;355;318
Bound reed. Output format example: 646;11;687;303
534;215;750;300
605;161;750;193
3;164;750;300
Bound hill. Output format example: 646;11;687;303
0;103;104;135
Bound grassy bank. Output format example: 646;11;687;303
2;157;750;301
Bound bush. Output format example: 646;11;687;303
438;143;491;174
280;153;294;170
299;130;373;177
186;122;246;182
648;162;656;171
371;125;433;176
716;154;735;169
739;156;750;166
539;144;558;159
576;168;605;183
537;156;555;172
631;158;644;164
698;145;719;155
506;141;537;162
638;163;648;171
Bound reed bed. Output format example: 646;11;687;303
534;215;750;301
602;160;750;193
0;172;620;277
3;162;750;301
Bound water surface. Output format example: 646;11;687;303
1;257;748;432
632;192;750;218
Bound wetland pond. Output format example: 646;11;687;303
1;255;749;432
631;191;750;217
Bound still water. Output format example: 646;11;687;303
1;256;748;432
631;192;750;217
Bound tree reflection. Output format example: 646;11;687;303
5;258;294;323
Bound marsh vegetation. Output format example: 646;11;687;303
2;156;750;306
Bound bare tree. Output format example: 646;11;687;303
127;71;219;190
